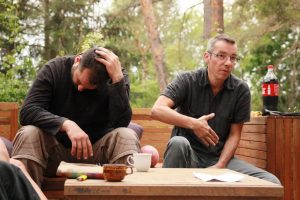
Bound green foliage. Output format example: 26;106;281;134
0;57;35;103
78;32;106;52
230;0;300;112
0;0;34;103
130;79;160;108
1;0;299;112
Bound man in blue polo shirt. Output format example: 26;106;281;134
151;34;280;184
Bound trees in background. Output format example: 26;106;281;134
140;0;168;92
0;0;35;103
0;0;299;111
203;0;224;39
228;0;300;111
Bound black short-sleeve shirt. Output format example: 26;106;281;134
162;67;251;156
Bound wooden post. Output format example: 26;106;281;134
266;116;300;200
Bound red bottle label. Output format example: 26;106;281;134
262;83;279;96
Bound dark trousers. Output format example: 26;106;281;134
163;136;281;184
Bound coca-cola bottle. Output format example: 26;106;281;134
262;65;279;115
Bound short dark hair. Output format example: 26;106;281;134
78;47;109;86
206;34;236;52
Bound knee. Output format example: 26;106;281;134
14;125;42;143
266;174;281;185
116;127;139;141
19;125;41;136
168;136;190;151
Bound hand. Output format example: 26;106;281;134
191;113;219;147
95;47;123;83
207;162;225;169
61;120;93;160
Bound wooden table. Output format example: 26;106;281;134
64;168;283;200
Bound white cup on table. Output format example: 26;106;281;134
127;153;151;172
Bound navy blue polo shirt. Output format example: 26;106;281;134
162;67;250;157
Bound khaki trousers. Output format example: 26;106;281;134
11;125;140;187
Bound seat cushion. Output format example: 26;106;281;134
128;122;144;140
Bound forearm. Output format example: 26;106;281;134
20;105;65;135
10;158;47;199
151;105;197;130
216;124;242;168
217;136;239;167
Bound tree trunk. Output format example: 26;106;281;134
43;0;50;61
203;0;224;40
140;0;168;92
135;37;149;85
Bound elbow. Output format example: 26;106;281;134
150;106;160;120
19;106;28;125
116;107;132;127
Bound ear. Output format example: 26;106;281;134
203;52;210;64
74;55;81;64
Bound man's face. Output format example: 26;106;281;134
204;40;238;82
71;62;97;92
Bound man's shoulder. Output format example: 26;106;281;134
228;74;249;90
39;56;74;75
45;56;74;68
176;67;206;82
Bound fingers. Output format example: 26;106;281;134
201;133;216;147
82;138;93;159
76;140;83;159
87;139;93;158
209;129;219;143
72;138;93;160
71;140;77;156
95;48;118;62
97;47;112;54
94;48;123;83
200;113;215;121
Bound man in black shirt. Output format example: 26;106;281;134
12;47;140;187
151;34;280;184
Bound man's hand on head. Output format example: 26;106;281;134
61;120;93;160
94;47;123;84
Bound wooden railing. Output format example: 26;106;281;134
0;102;19;140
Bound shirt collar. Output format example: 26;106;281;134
200;68;235;90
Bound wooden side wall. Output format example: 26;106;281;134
267;116;300;200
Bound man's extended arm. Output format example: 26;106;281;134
151;95;219;146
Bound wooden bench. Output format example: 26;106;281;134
0;103;272;199
0;102;19;141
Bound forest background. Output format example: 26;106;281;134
0;0;299;112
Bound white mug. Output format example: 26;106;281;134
127;153;151;172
